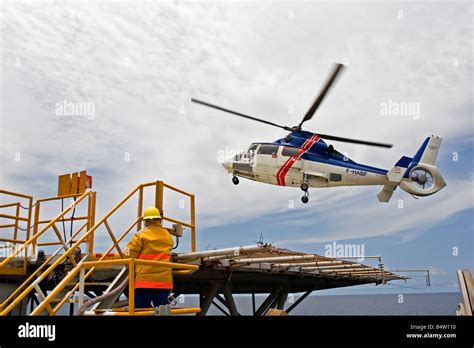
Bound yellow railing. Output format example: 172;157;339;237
31;258;199;316
32;192;96;255
0;190;34;275
0;190;96;315
142;181;196;252
0;180;196;316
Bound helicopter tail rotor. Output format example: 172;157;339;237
378;136;446;202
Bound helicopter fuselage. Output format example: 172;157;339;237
221;131;389;189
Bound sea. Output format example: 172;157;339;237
57;292;460;316
178;292;460;316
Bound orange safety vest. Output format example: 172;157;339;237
126;223;174;289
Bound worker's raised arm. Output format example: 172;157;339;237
125;233;143;259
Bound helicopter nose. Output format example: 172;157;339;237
220;159;233;172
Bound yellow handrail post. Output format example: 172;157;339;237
91;191;96;252
155;180;164;216
87;192;96;254
190;194;196;252
32;200;40;256
26;196;32;242
128;259;135;315
24;196;33;273
137;186;143;232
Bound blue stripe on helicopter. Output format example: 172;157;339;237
395;156;413;168
257;141;388;174
257;130;389;175
411;137;430;164
402;137;430;178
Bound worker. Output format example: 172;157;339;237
125;206;173;309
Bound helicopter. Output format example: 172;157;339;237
191;63;446;203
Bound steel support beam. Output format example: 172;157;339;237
269;296;279;309
197;282;222;316
286;290;312;314
222;283;240;316
29;293;39;314
277;289;288;310
252;292;256;315
255;287;282;316
211;299;229;316
214;294;227;307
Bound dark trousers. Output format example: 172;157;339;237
135;288;170;308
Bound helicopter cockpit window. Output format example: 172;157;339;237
242;144;258;162
235;144;258;163
258;144;279;156
281;146;299;157
247;144;258;154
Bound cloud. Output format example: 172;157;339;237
1;1;472;247
275;179;474;245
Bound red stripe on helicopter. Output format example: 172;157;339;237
276;134;320;186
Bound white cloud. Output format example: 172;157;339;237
275;178;474;245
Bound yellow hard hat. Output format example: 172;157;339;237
143;206;161;220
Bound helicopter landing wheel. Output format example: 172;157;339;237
232;176;239;185
300;182;309;192
301;191;309;204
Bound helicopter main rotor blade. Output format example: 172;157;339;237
317;133;393;148
298;63;345;129
191;98;293;131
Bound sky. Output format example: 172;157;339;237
0;1;472;295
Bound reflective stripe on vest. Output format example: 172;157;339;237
135;280;173;289
137;253;170;261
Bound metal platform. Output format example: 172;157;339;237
175;244;404;315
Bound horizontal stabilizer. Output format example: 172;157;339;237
377;184;397;203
